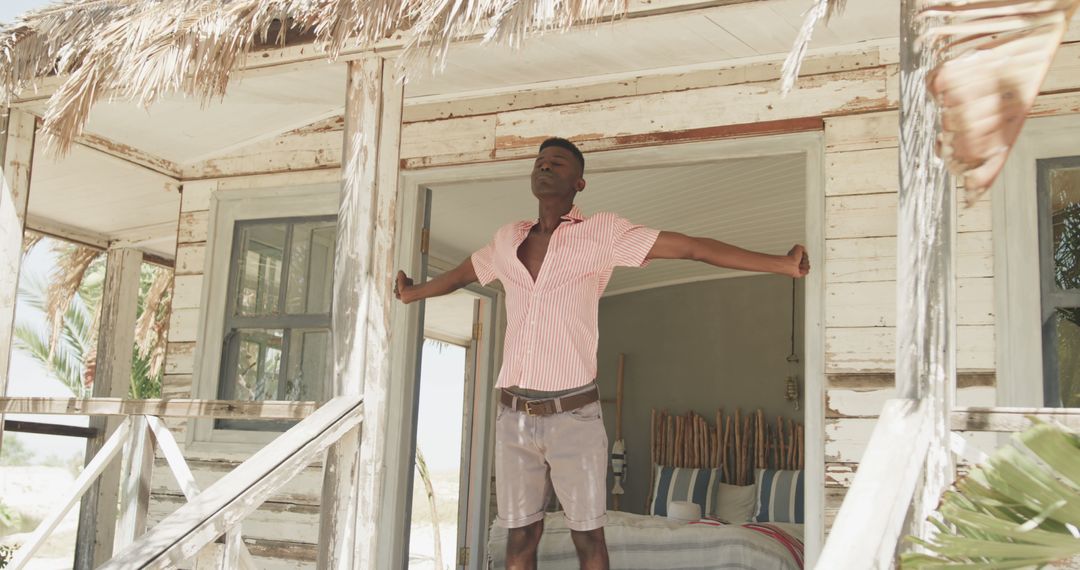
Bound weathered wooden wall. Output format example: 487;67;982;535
153;22;1080;564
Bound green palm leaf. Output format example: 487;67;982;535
901;421;1080;569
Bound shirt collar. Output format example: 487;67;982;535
517;205;585;231
561;205;585;222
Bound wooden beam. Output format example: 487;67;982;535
3;419;98;438
114;416;154;552
77;247;143;568
817;399;932;567
74;131;183;180
101;396;363;569
318;53;404;569
0;108;35;461
951;406;1080;432
0;397;319;418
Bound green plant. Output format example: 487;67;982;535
0;434;32;466
14;239;171;399
0;543;19;569
901;420;1080;569
0;500;20;531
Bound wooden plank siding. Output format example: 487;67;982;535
147;33;1080;563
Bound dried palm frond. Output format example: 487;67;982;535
918;0;1080;205
21;230;42;256
45;244;101;355
780;0;846;94
134;264;173;380
0;0;628;154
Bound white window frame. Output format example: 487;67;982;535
992;114;1080;406
188;182;340;451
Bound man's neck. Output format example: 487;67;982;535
535;200;573;233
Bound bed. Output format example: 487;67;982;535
487;511;803;569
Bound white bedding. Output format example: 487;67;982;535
488;511;803;570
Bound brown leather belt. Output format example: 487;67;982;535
499;386;599;416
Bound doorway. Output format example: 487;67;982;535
394;132;826;566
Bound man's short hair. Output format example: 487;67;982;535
539;137;585;172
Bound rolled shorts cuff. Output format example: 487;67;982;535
496;509;546;530
564;512;607;532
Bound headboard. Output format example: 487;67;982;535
649;408;804;495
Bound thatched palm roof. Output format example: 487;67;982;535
0;0;626;152
2;0;1077;205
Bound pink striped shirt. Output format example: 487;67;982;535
471;205;660;391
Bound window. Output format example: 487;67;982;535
216;216;337;430
1037;157;1080;407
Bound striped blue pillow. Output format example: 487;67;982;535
649;466;722;518
753;468;804;523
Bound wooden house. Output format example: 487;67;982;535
0;0;1077;567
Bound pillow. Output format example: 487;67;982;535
753;468;805;524
714;482;758;523
649;466;722;518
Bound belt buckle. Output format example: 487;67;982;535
525;400;548;416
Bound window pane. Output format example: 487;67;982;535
1049;165;1080;291
229;329;284;401
1055;310;1080;408
286;221;336;315
235;224;287;316
283;329;330;402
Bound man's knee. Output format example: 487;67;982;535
570;527;607;554
507;519;544;551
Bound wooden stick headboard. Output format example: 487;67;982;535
649;408;804;490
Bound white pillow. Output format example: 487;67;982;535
713;482;757;523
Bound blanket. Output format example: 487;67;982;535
488;511;803;569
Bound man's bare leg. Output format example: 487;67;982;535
570;528;609;570
505;519;544;570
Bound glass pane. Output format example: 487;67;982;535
1049;165;1080;291
230;329;283;401
283;329;330;401
409;339;467;570
1056;309;1080;408
286;221;336;314
235;224;287;316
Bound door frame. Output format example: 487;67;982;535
389;131;827;565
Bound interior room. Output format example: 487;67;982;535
412;144;809;566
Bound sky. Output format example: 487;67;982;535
0;1;52;25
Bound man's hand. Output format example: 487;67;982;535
394;270;415;303
786;245;810;278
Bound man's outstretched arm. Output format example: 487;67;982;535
646;231;810;278
395;257;480;304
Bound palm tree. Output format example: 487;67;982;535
14;237;171;399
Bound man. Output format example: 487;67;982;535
394;138;810;570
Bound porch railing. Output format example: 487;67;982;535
818;403;1080;568
0;395;361;569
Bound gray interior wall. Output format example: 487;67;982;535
595;273;805;515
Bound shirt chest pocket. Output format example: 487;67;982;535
544;238;602;287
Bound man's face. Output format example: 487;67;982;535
531;146;584;199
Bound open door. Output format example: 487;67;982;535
406;188;501;570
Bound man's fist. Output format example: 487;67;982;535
786;245;810;278
394;270;414;303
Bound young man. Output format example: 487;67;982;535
394;138;810;570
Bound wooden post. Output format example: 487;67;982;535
75;247;142;568
318;52;404;570
0;109;35;459
896;0;956;542
114;416;154;552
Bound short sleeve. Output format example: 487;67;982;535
611;215;661;268
470;241;498;286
